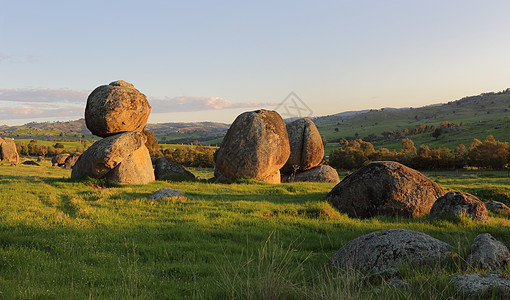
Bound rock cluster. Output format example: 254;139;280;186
0;137;20;164
72;80;154;184
327;161;444;218
332;229;510;296
214;109;290;183
280;118;338;183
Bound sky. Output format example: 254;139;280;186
1;0;510;126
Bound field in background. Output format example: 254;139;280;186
0;163;509;298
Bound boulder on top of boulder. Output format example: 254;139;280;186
327;161;444;218
214;109;290;184
85;80;151;137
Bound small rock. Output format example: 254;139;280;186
64;152;81;169
485;201;510;214
281;165;340;183
52;153;70;167
149;188;184;200
468;233;510;271
450;273;510;295
154;158;196;181
22;160;40;166
387;279;411;289
430;191;488;223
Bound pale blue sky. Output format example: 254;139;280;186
1;1;510;125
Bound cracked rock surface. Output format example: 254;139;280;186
331;228;453;274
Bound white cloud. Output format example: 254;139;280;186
0;89;278;125
150;96;277;112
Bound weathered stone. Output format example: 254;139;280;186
430;191;488;223
37;156;46;162
85;80;151;137
281;118;324;174
64;152;81;169
104;145;154;184
214;109;290;183
387;279;411;289
331;229;453;274
52;153;70;167
149;188;184;200
468;233;510;271
0;137;20;164
154;157;195;180
327;161;444;218
485;201;510;214
282;165;340;183
450;273;510;295
22;160;39;166
71;131;146;179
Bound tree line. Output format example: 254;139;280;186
329;135;509;170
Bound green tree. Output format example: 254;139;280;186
468;135;509;169
432;128;442;140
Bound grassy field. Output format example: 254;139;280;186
0;163;509;299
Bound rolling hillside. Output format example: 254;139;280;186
1;88;509;151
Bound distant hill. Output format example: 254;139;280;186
0;118;230;144
1;88;509;149
315;88;510;153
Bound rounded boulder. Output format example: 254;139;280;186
214;109;290;183
281;118;324;175
332;228;453;274
430;191;488;223
85;80;151;137
327;161;444;218
0;137;20;164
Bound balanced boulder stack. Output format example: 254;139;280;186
281;118;338;183
72;80;154;184
214;109;290;183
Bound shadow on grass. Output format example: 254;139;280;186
58;194;79;218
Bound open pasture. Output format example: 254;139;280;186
0;162;509;299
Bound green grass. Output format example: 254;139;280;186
0;163;509;298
